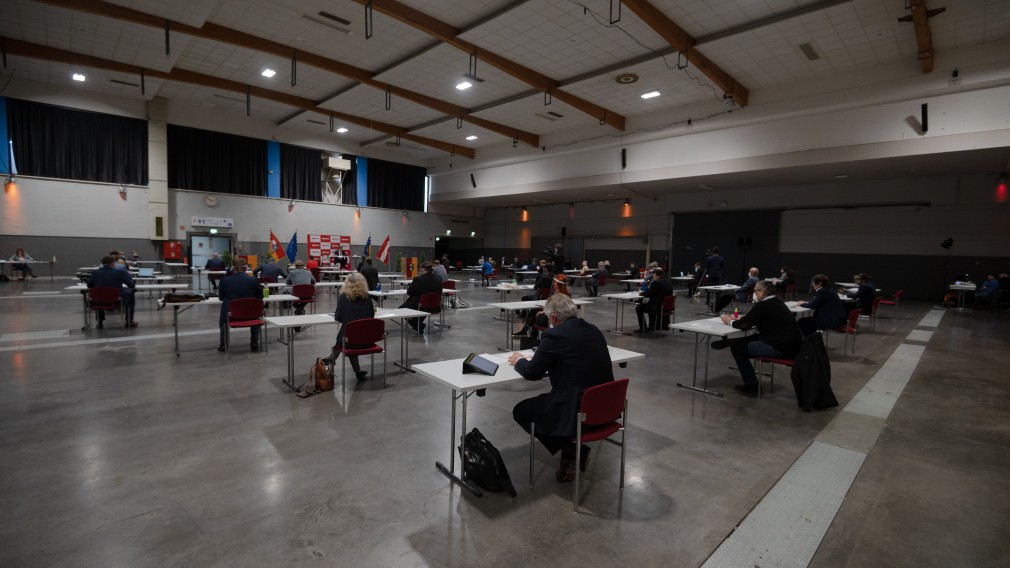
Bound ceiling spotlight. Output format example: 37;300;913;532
4;176;17;192
470;231;476;237
336;127;348;133
261;69;276;78
72;73;86;82
522;206;528;213
624;198;630;206
455;81;472;91
465;135;478;141
641;91;660;99
119;185;127;196
402;209;407;216
446;229;452;235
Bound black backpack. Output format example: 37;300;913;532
458;428;517;497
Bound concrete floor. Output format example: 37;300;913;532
1;276;1007;567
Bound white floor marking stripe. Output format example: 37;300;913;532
917;309;945;328
702;442;866;568
844;344;924;419
0;329;217;352
703;311;932;568
905;329;933;342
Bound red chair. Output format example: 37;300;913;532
754;356;795;398
597;275;607;289
291;284;316;315
225;298;265;358
785;283;796;301
88;286;125;329
334;318;386;392
441;280;457;309
529;378;630;512
866;296;882;331
830;308;861;354
418;292;446;334
455;261;463;271
879;289;903;307
257;277;274;285
657;294;676;334
310;267;321;282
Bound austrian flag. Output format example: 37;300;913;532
376;235;391;264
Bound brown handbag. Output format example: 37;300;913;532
313;357;333;392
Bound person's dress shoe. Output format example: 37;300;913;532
579;446;591;473
217;345;225;352
355;370;368;380
711;339;730;350
734;383;759;395
250;344;260;352
556;458;576;482
96;322;103;329
128;321;138;328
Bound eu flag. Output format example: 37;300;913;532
286;232;298;263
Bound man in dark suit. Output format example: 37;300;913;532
636;267;674;332
705;247;725;285
358;256;380;294
798;274;847;336
509;294;614;482
253;259;287;282
205;252;226;291
398;261;442;331
88;255;138;328
217;259;263;352
712;280;802;395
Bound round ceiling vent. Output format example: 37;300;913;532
615;73;639;84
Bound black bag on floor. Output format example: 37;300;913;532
458;428;517;497
790;332;838;412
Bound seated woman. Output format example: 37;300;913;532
9;248;36;279
333;273;375;380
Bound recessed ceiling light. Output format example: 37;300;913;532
456;81;472;91
834;174;848;179
641;91;660;99
261;69;276;78
336;127;348;133
72;73;86;82
465;135;478;141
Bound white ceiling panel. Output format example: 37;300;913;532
471;92;602;138
408;119;506;151
111;0;220;28
319;84;446;128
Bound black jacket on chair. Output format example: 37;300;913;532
790;332;838;412
513;318;613;437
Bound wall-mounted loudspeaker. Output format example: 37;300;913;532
470;173;476;188
620;148;626;170
921;103;928;133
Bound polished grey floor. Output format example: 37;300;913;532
1;277;1007;567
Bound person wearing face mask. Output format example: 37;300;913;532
508;293;613;483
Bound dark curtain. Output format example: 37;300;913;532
367;158;425;211
168;124;266;195
6;98;147;185
280;144;322;201
341;157;359;206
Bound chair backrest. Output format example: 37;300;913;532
443;280;456;290
539;286;551;300
491;269;499;279
456;261;463;270
786;283;795;298
598;275;607;287
310;267;321;281
292;284;315;300
258;277;274;284
553;277;571;297
580;378;630;426
419;292;442;312
661;294;676;312
893;290;904;302
871;296;882;315
89;286;121;306
229;298;264;321
344;318;385;345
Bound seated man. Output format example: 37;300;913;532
358;256;380;293
509;294;613;482
586;261;607;297
481;258;494;286
217;259;262;352
205;252;226;291
398;261;442;331
522;262;554;302
845;273;876;315
285;259;317;315
715;266;760;312
636;267;673;332
88;255;138;328
976;273;1000;309
432;259;449;283
254;258;287;282
712;280;802;396
798;274;847;336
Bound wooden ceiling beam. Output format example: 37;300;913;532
352;0;627;131
3;37;475;159
904;0;940;73
32;0;537;147
622;0;748;107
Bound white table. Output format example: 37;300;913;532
487;284;534;305
785;300;813;317
265;307;429;390
190;267;228;292
163;294;297;355
65;283;191;330
669;316;748;397
601;291;643;334
697;284;740;315
413;345;645;497
620;278;644;291
369;289;407;306
949;283;976;311
487;298;593;351
671;275;695;290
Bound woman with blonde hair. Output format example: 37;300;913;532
334;273;375;379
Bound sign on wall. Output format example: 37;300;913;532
191;216;234;228
308;234;352;267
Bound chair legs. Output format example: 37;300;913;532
754;359;776;398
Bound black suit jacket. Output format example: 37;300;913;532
801;287;847;331
359;264;380;291
514;318;614;437
640;276;674;310
731;296;802;357
217;272;262;324
400;272;442;310
88;266;136;291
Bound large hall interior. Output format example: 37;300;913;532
2;1;1009;567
